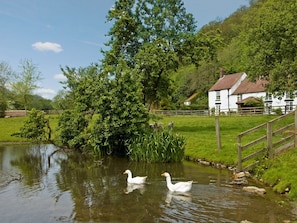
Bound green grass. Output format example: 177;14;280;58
158;115;276;166
0;117;27;142
0;114;61;143
257;148;297;199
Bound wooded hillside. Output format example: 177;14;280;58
173;0;297;110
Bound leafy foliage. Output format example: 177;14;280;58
102;0;217;110
60;64;103;113
241;0;297;97
51;90;74;110
57;110;89;151
91;60;149;156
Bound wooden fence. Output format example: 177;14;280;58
151;105;295;117
237;109;297;172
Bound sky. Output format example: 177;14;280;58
0;0;249;99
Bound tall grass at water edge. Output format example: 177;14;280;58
127;130;185;162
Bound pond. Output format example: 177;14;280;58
0;144;296;223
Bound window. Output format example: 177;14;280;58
216;91;220;101
265;92;272;101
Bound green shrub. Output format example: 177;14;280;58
127;129;185;162
13;108;49;142
273;107;283;115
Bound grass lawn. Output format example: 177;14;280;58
0;117;27;142
158;115;276;165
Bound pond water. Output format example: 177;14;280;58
0;144;296;223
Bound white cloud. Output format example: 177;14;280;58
34;88;56;99
32;41;63;53
54;73;66;80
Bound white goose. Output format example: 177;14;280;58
161;172;193;193
123;169;147;184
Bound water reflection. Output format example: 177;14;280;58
0;144;296;223
124;183;146;194
165;191;192;205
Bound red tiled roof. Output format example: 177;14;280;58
209;73;245;91
232;78;268;95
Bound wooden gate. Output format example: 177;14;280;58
237;110;297;172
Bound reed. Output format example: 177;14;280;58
127;129;185;162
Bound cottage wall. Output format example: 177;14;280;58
208;89;238;111
208;72;297;114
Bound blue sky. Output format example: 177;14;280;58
0;0;249;99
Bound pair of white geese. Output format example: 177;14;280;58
123;169;193;193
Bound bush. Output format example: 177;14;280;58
127;129;185;162
273;107;283;115
13;108;49;142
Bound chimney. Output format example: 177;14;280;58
220;68;226;78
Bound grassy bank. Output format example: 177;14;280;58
1;114;297;199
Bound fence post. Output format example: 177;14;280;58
267;121;273;158
215;116;222;150
237;135;242;172
295;109;297;147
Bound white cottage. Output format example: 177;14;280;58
208;72;246;114
208;72;297;114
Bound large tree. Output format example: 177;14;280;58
102;0;198;110
242;0;297;97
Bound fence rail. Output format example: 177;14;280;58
3;105;295;117
237;109;297;172
151;105;295;116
